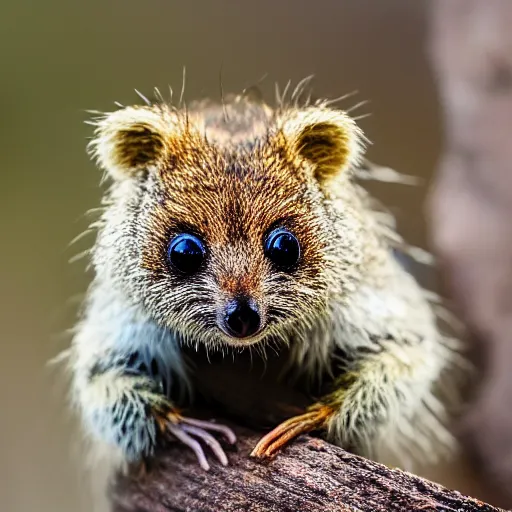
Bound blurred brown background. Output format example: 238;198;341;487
0;1;506;511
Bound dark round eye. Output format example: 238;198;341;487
264;228;300;270
167;233;205;274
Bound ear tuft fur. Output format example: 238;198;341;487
279;107;365;182
88;105;178;181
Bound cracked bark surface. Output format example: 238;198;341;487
111;422;504;512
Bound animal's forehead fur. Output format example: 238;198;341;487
154;135;323;247
99;99;354;283
136;123;331;288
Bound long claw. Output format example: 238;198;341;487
181;417;237;444
250;406;333;459
262;422;312;457
159;413;236;470
182;424;228;466
167;423;210;471
250;412;317;458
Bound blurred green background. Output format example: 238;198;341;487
0;1;503;510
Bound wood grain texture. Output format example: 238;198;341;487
111;423;504;512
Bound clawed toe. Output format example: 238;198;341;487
162;414;237;471
181;417;237;445
250;405;333;459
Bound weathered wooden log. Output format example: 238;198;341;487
111;422;504;512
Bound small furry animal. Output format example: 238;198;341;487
69;83;461;472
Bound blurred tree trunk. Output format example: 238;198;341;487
428;0;512;504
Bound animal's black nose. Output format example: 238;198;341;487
223;298;261;339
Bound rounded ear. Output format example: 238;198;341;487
279;107;365;183
88;105;179;181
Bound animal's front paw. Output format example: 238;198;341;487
250;404;334;459
156;411;237;470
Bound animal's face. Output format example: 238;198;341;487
89;98;365;348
